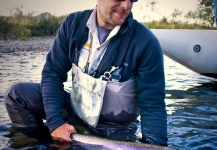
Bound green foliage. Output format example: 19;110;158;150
0;7;65;39
197;0;215;26
139;0;215;28
16;26;31;39
0;16;32;39
184;0;215;27
0;16;18;39
0;3;216;40
30;16;60;36
0;16;11;36
144;18;216;29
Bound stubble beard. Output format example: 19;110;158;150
99;8;129;27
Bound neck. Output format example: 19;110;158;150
96;12;115;30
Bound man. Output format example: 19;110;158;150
4;0;167;146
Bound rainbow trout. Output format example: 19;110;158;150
71;133;171;150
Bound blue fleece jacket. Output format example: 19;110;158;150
41;10;167;146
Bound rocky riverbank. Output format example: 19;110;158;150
0;36;55;53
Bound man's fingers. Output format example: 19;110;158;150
51;123;77;142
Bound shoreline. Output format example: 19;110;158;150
0;36;55;53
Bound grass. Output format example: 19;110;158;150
144;20;216;30
0;12;216;40
0;13;66;39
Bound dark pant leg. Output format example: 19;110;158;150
4;82;45;130
4;82;81;133
4;82;138;140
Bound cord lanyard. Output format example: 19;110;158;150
83;36;109;75
83;36;93;73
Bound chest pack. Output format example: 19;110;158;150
70;11;138;127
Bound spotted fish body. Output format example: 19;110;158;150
71;133;171;150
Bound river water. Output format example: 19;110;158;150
0;51;216;150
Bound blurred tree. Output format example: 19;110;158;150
184;0;215;26
170;8;183;23
214;0;217;26
197;0;215;26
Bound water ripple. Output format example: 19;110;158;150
0;52;217;149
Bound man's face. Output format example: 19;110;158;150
97;0;135;29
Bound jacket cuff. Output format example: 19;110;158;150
47;120;65;133
142;135;168;146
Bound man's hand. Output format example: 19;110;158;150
51;123;77;142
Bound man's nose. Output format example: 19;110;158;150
120;0;132;10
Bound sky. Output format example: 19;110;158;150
0;0;198;22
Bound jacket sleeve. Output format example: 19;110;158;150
135;32;167;146
40;14;75;133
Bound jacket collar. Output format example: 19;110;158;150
75;9;134;50
86;8;121;44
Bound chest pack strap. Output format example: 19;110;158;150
95;20;137;78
